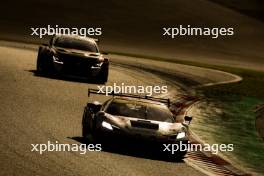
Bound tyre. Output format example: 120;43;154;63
82;107;94;140
97;61;109;83
36;46;53;75
36;48;43;73
165;151;186;161
82;125;89;138
82;125;96;144
176;150;187;159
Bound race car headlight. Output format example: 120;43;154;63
102;121;113;130
176;132;186;139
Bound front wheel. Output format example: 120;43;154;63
36;47;46;73
97;62;109;83
36;46;54;75
82;125;98;143
82;125;90;139
82;107;96;143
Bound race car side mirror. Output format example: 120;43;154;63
184;116;193;125
87;102;102;114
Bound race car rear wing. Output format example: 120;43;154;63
88;88;171;107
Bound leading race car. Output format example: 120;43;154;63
36;35;109;83
82;89;193;158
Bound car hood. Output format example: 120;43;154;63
104;113;186;136
53;47;103;61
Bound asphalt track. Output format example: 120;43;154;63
0;42;240;176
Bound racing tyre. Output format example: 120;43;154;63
36;46;53;75
168;150;187;161
97;61;109;83
82;108;95;142
82;125;89;139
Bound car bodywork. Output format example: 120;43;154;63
36;35;109;83
82;89;193;157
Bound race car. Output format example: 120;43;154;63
82;89;193;157
36;35;109;83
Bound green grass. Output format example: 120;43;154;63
192;97;264;174
108;51;264;98
197;68;264;99
194;69;264;174
109;51;264;174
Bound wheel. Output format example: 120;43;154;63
97;61;109;83
176;150;187;159
36;47;44;73
82;125;88;138
165;150;187;161
36;46;53;75
82;107;94;140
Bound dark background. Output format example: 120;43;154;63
0;0;263;69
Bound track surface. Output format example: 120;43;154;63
0;42;241;176
0;44;209;176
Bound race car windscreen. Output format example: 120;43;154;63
54;37;98;52
106;99;175;123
